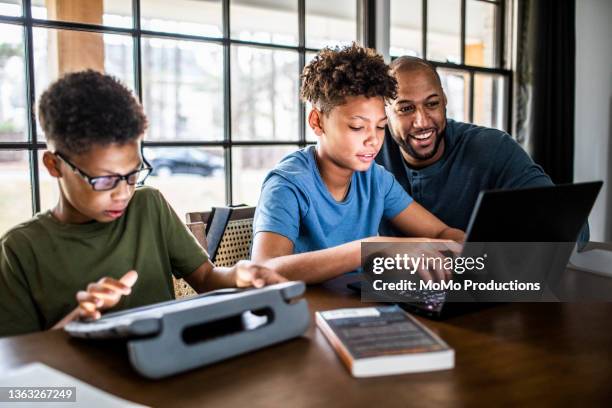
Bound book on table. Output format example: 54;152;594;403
316;305;454;377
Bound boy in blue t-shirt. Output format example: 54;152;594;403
252;44;465;283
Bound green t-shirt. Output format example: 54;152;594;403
0;187;208;336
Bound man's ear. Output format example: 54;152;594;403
42;151;62;178
307;108;325;137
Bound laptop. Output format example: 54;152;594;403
349;181;603;319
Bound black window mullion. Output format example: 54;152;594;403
298;0;306;148
0;142;45;149
468;70;475;123
132;0;142;101
22;0;40;214
0;14;23;25
497;0;505;69
29;18;133;34
422;0;427;59
506;72;513;133
460;0;466;65
223;0;232;205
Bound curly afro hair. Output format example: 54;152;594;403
38;70;147;155
300;43;397;114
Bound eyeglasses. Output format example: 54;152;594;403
54;151;153;192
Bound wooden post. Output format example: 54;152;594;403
46;0;105;77
466;43;485;124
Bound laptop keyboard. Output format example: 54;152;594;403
396;288;447;310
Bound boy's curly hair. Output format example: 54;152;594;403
38;70;147;155
300;43;397;114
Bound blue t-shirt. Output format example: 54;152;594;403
254;146;413;254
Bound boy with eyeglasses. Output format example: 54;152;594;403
0;70;284;337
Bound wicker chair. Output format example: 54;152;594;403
172;221;206;299
173;207;256;299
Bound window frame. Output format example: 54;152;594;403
389;0;513;133
0;0;346;215
0;0;513;223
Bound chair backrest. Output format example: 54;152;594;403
173;207;256;299
187;206;256;268
172;221;207;299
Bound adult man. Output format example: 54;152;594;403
377;56;588;244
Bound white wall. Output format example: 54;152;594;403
574;0;612;242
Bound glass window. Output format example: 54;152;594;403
140;0;223;38
306;0;356;49
230;0;298;46
231;45;299;141
0;0;370;221
466;0;497;68
438;67;470;123
232;145;296;205
427;0;461;63
141;37;223;141
31;0;132;29
0;150;32;236
474;73;506;131
33;28;135;139
144;147;226;220
0;24;27;142
0;0;21;17
390;0;422;58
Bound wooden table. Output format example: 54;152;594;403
1;272;612;407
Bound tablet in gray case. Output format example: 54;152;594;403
65;281;310;379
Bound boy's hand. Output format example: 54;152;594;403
233;260;287;288
76;270;138;320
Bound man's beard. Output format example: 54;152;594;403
397;128;445;161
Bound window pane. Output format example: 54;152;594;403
306;0;356;49
33;28;135;140
0;150;32;236
466;0;497;68
0;24;27;142
31;0;132;28
390;0;422;58
0;0;21;16
231;45;299;141
232;145;296;206
438;67;469;123
144;147;226;220
230;0;298;46
142;37;223;141
427;0;461;63
141;0;222;37
474;73;506;131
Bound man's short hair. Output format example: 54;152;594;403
300;42;397;114
389;55;443;89
38;70;147;155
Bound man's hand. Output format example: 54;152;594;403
233;260;287;288
76;270;138;320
